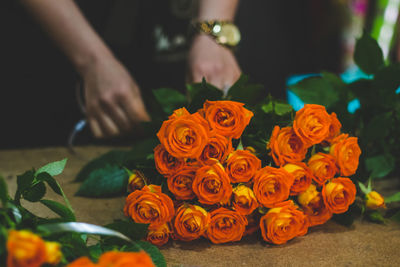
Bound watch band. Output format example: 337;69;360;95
191;20;241;49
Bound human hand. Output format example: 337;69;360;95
82;56;150;138
188;34;241;92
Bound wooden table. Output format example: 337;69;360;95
1;146;400;267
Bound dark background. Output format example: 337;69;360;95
0;0;345;148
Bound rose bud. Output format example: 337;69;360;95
365;191;386;210
127;170;146;193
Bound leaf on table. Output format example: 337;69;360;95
23;182;46;202
35;158;67;177
76;165;129;197
365;154;395;179
75;150;131;182
36;172;62;195
289;75;339;108
0;176;8;206
354;31;384;75
153;88;187;115
384;192;400;204
40;199;76;222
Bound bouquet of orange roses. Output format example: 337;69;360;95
123;101;360;246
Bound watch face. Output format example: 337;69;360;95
215;23;241;46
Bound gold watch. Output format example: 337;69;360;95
192;20;241;48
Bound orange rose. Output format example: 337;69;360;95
173;204;210;241
225;150;261;183
253;166;294;208
268;126;308;166
307;153;338;185
147;223;171;246
322;177;356;214
259;201;308;245
232;185;259;215
324;112;342;143
198;134;233;165
282;162;313;195
192;162;232;205
167;165;198;200
157;107;210;158
44;241;62;265
330;134;361;176
201;100;253;139
127;170;146;193
124;185;174;228
66;257;97;267
98;251;155;267
154;144;185;178
293;104;331;147
204;207;248;244
7;230;47;267
298;184;332;226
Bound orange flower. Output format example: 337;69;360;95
293;104;331;147
204;208;248;244
201;100;253;139
167;165;198;200
365;191;386;210
260;201;308;245
324;112;342;143
192;162;232;205
127;170;146;193
157;107;210;158
147;223;171;246
253;166;294;208
124;185;174;228
44;241;62;265
7;230;47;267
322;177;356;214
173;204;210;241
283;162;313;195
66;257;97;267
330;134;361;177
268;126;308;166
98;251;155;267
154;144;185;178
225;150;261;183
298;184;332;226
232;185;259;215
198;134;233;165
307;153;338;185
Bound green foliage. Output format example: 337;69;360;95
391;211;400;223
0;176;8;206
153;88;187;115
365;154;395;179
40;199;76;222
23;182;46;202
227;75;265;106
354;31;384;74
385;192;400;204
367;210;385;223
76;165;129;197
125;241;167;267
104;220;148;241
187;78;223;112
35;158;67;177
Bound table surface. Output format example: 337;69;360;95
1;146;400;267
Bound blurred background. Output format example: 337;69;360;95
1;0;399;148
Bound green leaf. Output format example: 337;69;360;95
88;244;103;261
186;78;223;112
367;210;385;223
36;172;62;195
128;241;166;267
391;211;400;223
227;74;265;106
364;112;393;142
23;182;46;202
289;76;339;108
373;63;400;92
16;170;35;192
58;233;89;261
0;226;6;256
261;101;273;113
38;222;133;242
76;165;129;197
104;220;148;241
0;176;8;206
354;31;384;75
358;182;370;195
40;199;76;222
153;88;187;115
76;150;131;182
333;210;354;226
365;154;395;179
274;102;293;115
35;158;67;177
385;192;400;204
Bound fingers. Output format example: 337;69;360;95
120;94;151;123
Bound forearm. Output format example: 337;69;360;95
197;0;239;21
19;0;113;75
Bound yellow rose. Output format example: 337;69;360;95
44;241;62;265
365;191;386;210
232;185;259;215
